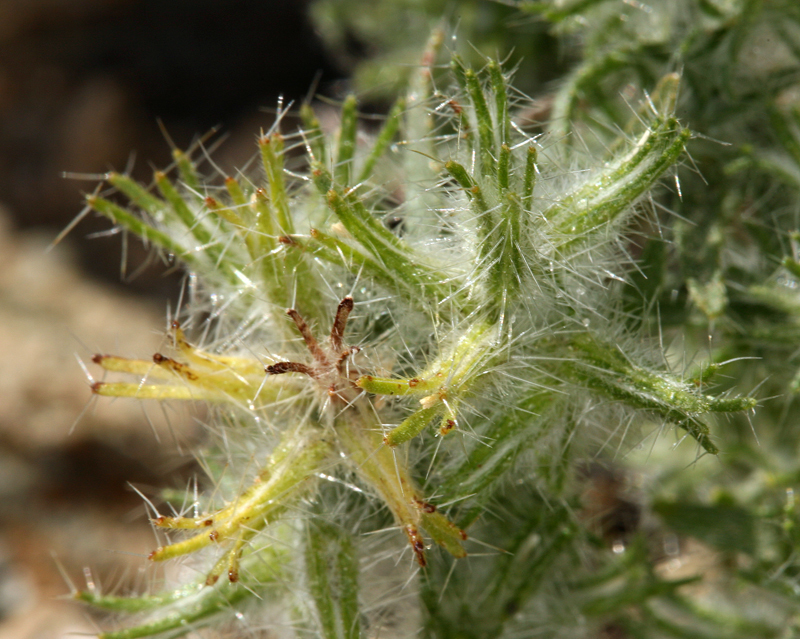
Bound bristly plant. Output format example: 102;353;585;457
67;2;800;636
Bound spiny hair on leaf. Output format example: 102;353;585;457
62;42;764;639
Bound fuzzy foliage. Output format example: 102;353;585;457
70;1;800;637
